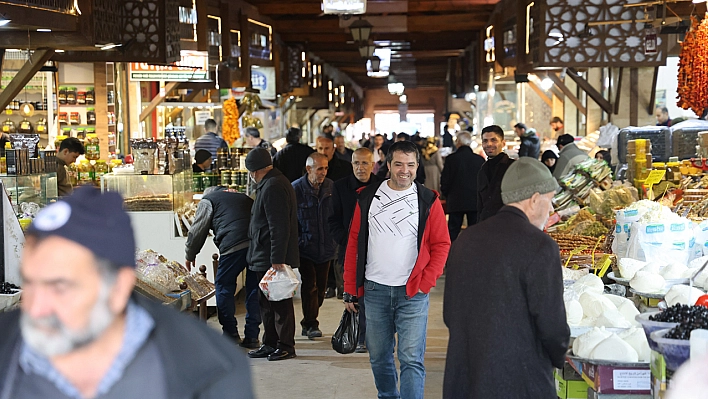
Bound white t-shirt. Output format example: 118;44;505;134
365;181;419;286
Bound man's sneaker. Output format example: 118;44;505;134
324;288;336;298
307;327;323;340
240;337;260;349
355;343;367;353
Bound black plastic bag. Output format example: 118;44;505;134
332;308;360;354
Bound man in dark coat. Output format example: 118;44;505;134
185;186;260;348
245;149;300;361
292;153;337;340
317;135;353;183
514;122;541;159
477;124;514;222
440;132;485;241
443;158;569;399
273;127;315;182
328;147;382;352
0;187;254;398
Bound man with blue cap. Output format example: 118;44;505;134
0;187;254;398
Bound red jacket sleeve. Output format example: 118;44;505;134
418;197;451;293
343;203;362;296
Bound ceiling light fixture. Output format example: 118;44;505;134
359;44;376;58
369;56;381;72
322;0;366;15
0;13;10;27
97;43;122;50
349;19;373;43
37;28;51;32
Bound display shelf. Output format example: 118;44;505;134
107;103;115;106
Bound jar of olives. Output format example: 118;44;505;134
94;160;109;184
85;133;100;160
77;160;94;185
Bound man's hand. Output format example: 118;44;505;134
345;302;358;313
185;260;193;271
272;263;286;271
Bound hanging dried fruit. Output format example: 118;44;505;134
222;98;240;146
677;16;708;117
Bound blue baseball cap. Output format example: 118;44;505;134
27;186;136;268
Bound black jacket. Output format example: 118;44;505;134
247;168;300;271
273;142;315;182
326;155;353;183
0;294;254;399
477;152;514;222
328;173;383;263
443;206;569;398
292;176;337;264
518;130;541;159
440;146;485;213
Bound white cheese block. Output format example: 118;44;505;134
630;271;666;293
617;258;647;279
617;301;641;327
665;285;704;307
619;328;651;362
579;292;617;319
660;263;690;280
589;334;639;362
595;309;633;329
573;327;613;358
565;299;584;326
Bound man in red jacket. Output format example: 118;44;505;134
343;140;450;399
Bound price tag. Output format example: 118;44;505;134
564;245;588;269
645;169;666;186
612;369;651;390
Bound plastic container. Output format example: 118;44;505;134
77;160;94;185
86;87;95;104
58;86;67;104
85;133;100;160
66;87;77;105
58;112;68;125
690;329;708;359
35;118;47;134
77;91;86;105
94;160;109;183
70;112;81;125
86;108;96;125
636;311;681;351
651;328;691;371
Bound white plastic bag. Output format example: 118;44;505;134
259;266;300;301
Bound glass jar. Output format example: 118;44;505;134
35;118;47;134
55;134;68;149
86;87;95;104
94;160;109;183
107;90;114;104
0;157;6;174
77;91;86;105
2;119;15;134
58;112;68;125
18;118;32;134
58;87;67;104
67;163;78;186
70;112;81;125
107;131;116;147
76;128;86;140
77;160;94;185
67;87;77;105
85;134;100;160
86;108;96;125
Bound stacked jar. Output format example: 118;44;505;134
85;134;100;160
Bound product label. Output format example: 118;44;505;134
646;224;665;234
670;223;686;232
624;209;639;217
612;369;650;390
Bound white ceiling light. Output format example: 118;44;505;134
0;13;10;27
322;0;366;15
37;28;51;32
388;82;404;96
540;77;554;91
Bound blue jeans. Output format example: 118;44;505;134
215;248;261;339
364;280;429;399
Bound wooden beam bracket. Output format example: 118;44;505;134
547;73;587;116
139;82;182;122
647;67;660;115
614;67;624;115
567;68;612;115
0;48;55;112
527;81;553;108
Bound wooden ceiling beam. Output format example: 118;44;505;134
0;32;92;49
408;13;488;32
408;1;497;13
0;48;55;111
0;4;78;32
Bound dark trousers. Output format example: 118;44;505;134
299;258;331;329
215;248;261;339
255;270;296;352
334;252;345;294
358;298;367;345
448;211;477;242
327;261;337;291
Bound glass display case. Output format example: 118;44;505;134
0;172;58;209
100;171;193;212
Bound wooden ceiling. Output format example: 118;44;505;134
247;0;499;89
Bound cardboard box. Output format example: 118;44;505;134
587;388;652;399
556;369;589;399
582;363;651;395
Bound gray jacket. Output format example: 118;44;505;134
247;168;300;271
553;143;589;178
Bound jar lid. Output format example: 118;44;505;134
86;107;95;111
97;159;106;163
86;133;97;138
87;128;95;132
87;87;94;90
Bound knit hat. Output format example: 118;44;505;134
194;149;212;164
501;157;559;204
556;134;575;147
27;186;136;268
245;148;273;171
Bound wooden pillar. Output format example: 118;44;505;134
238;11;251;88
94;63;109;160
630;68;638;126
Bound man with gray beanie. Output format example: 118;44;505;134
0;187;254;398
273;127;315;182
443;157;570;399
245;148;300;361
243;126;276;157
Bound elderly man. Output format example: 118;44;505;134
443;158;570;399
185;185;260;349
343;141;451;399
0;187;253;398
194;118;227;162
440;132;485;241
273;127;315;182
553;134;590;178
316;135;353;183
292;153;337;339
477;125;514;222
243;126;276;157
329;147;383;351
245;148;300;361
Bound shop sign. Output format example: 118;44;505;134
251;67;276;100
130;50;208;81
195;110;212;126
645;28;658;55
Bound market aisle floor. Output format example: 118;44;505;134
208;276;449;399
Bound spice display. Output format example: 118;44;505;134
123;194;173;211
222;97;240;145
677;16;708;116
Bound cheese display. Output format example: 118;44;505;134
589;334;640;363
630;271;666;293
664;284;705;307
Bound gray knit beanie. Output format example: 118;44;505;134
501;157;559;204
